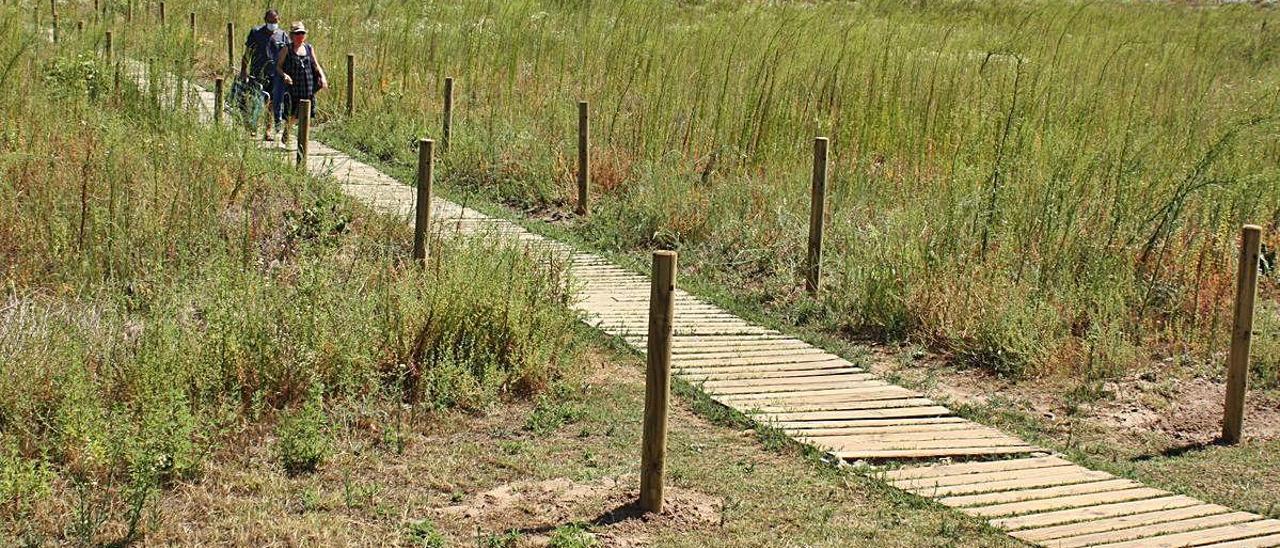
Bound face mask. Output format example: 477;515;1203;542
266;23;278;31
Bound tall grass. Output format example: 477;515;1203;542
128;0;1279;382
1;6;585;543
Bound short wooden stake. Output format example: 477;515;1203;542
225;22;234;68
639;250;676;514
104;30;112;62
188;12;195;40
345;53;354;116
806;137;829;294
442;77;454;153
158;1;164;25
214;77;223;123
50;0;58;43
412;139;435;263
576;100;589;216
126;1;132;23
296;99;311;168
76;19;83;33
1223;224;1262;445
93;0;99;22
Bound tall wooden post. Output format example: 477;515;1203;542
157;1;164;25
296;99;311;168
214;77;224;123
226;22;234;69
345;53;354;116
104;30;112;62
50;0;58;43
576;100;589;216
442;77;454;154
188;12;195;41
413;139;435;263
1223;224;1262;445
806;137;829;294
640;250;676;514
126;0;132;23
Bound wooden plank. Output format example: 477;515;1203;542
716;383;902;402
683;368;864;383
963;487;1170;518
992;495;1204;531
675;352;844;366
764;406;954;426
806;427;1017;446
1012;504;1235;543
704;371;877;387
791;420;981;438
1199;532;1280;547
735;386;923;406
1091;519;1280;548
824;436;1032;452
1047;512;1262;548
670;341;820;354
883;456;1071;481
834;445;1036;460
896;468;1111;495
678;360;860;376
755;401;946;420
777;417;971;435
939;479;1142;508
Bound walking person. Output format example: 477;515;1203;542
277;22;328;147
238;9;287;140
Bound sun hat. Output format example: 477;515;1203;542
289;21;307;34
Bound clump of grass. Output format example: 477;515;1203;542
403;518;447;547
276;383;331;475
547;523;599;548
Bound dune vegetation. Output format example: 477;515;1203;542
173;0;1280;382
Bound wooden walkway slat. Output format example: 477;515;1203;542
939;479;1143;508
963;487;1171;518
992;496;1204;531
1044;512;1262;548
1010;504;1235;543
1090;519;1280;548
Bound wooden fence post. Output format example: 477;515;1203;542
126;0;132;23
296;99;311;168
50;0;58;43
639;250;676;514
576;100;589;216
104;30;112;62
158;1;164;25
214;77;223;123
442;76;454;154
413;139;435;263
345;53;354;116
226;22;234;69
189;12;195;41
1223;224;1262;445
806;137;829;294
76;19;83;33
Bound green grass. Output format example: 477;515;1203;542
83;0;1277;384
0;11;589;543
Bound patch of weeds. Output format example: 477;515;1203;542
525;395;587;435
674;379;748;428
498;440;527;455
403;518;447;547
480;531;522;547
276;384;331;475
547;523;599;548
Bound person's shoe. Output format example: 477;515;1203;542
263;132;274;142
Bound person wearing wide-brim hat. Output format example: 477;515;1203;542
276;21;328;146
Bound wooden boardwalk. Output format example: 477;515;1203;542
179;85;1279;547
